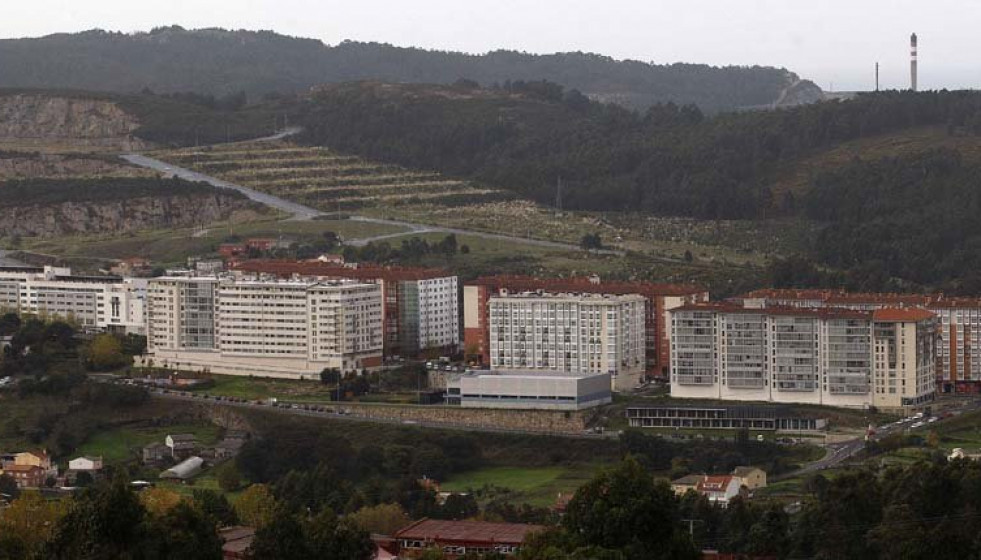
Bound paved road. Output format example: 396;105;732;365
141;386;615;441
121;153;324;220
121;152;622;254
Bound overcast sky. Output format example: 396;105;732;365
3;0;979;92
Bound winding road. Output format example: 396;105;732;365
121;151;621;254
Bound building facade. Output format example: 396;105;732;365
463;275;708;379
669;303;936;411
446;370;612;410
0;266;146;334
231;261;459;358
146;275;383;378
743;289;977;393
487;290;645;391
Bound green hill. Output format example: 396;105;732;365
0;26;821;113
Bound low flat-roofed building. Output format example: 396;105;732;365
394;518;543;559
626;405;826;432
446;370;612;410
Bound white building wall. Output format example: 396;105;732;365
416;276;459;350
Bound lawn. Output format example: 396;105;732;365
440;465;602;508
75;423;221;464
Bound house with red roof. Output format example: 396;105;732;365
393;518;543;559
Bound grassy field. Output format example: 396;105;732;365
441;465;602;507
75;423;221;464
15;216;407;269
189;375;340;403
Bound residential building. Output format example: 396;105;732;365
446;370;612;410
670;474;744;506
463;275;708;378
742;289;981;394
146;275;384;378
0;266;146;334
394;519;544;559
68;456;104;472
732;466;767;490
485;290;646;391
165;434;197;460
219;526;255;560
142;442;170;464
671;474;704;496
625;405;826;432
1;464;45;488
668;302;937;411
230;261;460;358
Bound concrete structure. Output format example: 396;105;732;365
446;370;612;410
0;266;146;334
742;289;974;393
626;405;827;432
160;456;204;480
394;519;543;559
669;302;937;411
464;275;708;379
485;290;646;391
146;275;384;378
231;261;459;357
911;32;918;92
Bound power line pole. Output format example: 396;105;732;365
555;176;563;211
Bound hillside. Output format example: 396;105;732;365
0;177;266;237
0;27;822;113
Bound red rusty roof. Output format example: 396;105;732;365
394;519;543;545
872;307;936;322
469;275;706;297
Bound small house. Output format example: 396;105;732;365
143;442;170;464
165;434;197;460
671;474;705;496
2;464;45;488
696;475;743;507
68;456;104;473
732;466;767;490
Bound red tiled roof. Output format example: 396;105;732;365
872;307;936;322
697;475;735;492
742;288;981;309
394;519;543;545
469;275;706;297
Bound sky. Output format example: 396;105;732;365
2;0;979;92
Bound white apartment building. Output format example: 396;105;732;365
670;303;936;411
146;276;383;378
0;266;146;334
411;276;460;354
488;291;645;391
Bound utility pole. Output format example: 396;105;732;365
875;62;880;92
555;176;563;211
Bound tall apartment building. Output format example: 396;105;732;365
487;290;645;391
146;276;383;378
0;266;146;334
670;303;936;411
231;261;459;358
463;275;707;378
742;289;980;393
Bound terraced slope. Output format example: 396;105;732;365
154;141;512;212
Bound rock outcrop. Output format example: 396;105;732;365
0;94;148;150
0;153;150;179
0;193;260;237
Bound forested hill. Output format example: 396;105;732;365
0;26;821;113
298;82;981;292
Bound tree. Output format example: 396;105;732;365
0;474;18;500
46;477;147;559
143;500;223;560
437;493;479;520
140;487;183;517
305;508;374;560
0;490;69;556
234;484;278;529
683;249;693;262
562;458;697;560
217;463;243;492
87;334;128;371
192;489;239;528
248;507;309;560
349;503;411;535
580;233;602;250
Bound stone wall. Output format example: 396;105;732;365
333;402;593;434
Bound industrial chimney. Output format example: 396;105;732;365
910;33;918;91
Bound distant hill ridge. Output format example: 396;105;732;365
0;26;822;113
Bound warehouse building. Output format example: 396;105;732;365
231;261;459;358
146;275;383;378
463;275;707;379
625;405;827;431
669;302;936;411
446;370;612;410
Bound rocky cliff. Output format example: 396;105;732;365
0;93;148;150
0;193;260;237
0;152;151;179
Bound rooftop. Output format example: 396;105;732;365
872;307;936;322
394;519;544;544
470;275;706;297
231;260;454;282
671;302;870;320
